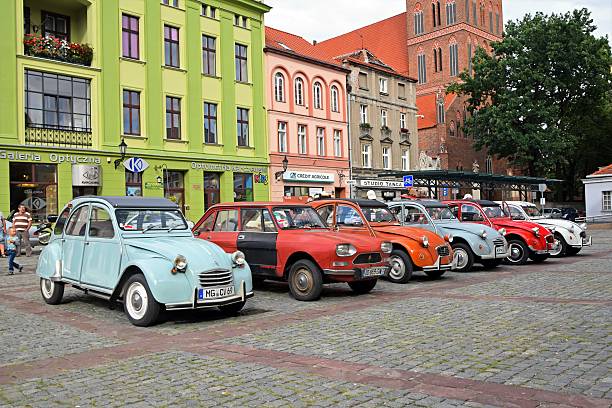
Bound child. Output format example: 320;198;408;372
5;228;22;275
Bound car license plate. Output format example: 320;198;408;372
362;267;387;278
198;285;235;300
495;246;505;255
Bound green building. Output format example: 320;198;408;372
0;0;271;223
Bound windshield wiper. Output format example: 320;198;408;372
167;225;186;233
142;225;167;233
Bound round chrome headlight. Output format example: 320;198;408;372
421;236;429;248
232;251;246;266
580;223;587;231
532;227;540;237
174;255;188;272
480;229;487;239
380;241;393;253
498;228;506;236
336;244;357;257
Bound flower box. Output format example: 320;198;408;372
24;34;93;66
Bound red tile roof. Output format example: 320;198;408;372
314;12;410;77
416;93;457;130
590;164;612;176
265;26;341;66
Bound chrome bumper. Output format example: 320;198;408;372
571;235;592;248
423;256;454;272
323;265;391;279
480;246;511;260
166;280;253;310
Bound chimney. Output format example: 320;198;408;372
313;40;317;45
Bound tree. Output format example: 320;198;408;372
449;9;612;199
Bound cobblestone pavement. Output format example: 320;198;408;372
0;230;610;407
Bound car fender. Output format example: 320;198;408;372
548;225;580;246
36;240;63;280
230;259;253;294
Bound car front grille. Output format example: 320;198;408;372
353;253;382;265
493;238;505;247
580;231;586;238
545;234;555;244
436;245;450;257
198;269;233;288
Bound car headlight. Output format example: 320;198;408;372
336;244;357;257
532;227;540;237
232;251;246;267
421;236;429;248
569;226;575;233
380;241;393;253
580;223;587;231
444;234;453;243
480;229;487;239
498;228;506;236
172;255;188;273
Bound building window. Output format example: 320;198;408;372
165;96;181;139
9;163;58;222
235;44;248;82
234;15;248;28
360;105;368;124
496;12;500;34
473;0;477;24
122;14;139;59
331;85;340;112
414;10;424;35
465;0;469;23
434;47;443;72
278;121;288;153
203;102;217;144
489;10;493;31
432;1;441;27
42;11;70;41
234;173;253;202
382;146;391;170
446;1;456;25
204;172;221;209
402;149;410;171
24;6;30;35
294;78;304;105
449;120;456;137
164;170;185;213
202;4;217;18
202;35;216;76
25;70;91;132
122;90;140;136
400;113;406;129
468;42;473;74
164;25;179;68
449;43;459;76
297;124;307;154
480;3;485;26
362;144;371;168
603;191;612;211
417;53;427;84
333;129;342;157
313;82;322;109
398;83;406;99
436;100;445;123
485;155;493;174
125;171;142;196
237;107;249;146
358;72;368;89
380;109;388;127
316;127;325;156
379;78;388;94
274;72;285;102
162;0;179;7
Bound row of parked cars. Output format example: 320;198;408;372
36;196;592;326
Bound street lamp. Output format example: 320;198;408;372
154;164;168;192
275;155;289;181
114;138;128;169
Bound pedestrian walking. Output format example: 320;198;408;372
5;227;22;275
0;212;6;257
12;205;32;257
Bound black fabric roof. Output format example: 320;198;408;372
79;196;179;209
314;198;388;208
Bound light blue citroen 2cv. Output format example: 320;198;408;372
36;197;253;326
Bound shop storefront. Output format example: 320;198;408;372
353;179;406;201
271;167;349;201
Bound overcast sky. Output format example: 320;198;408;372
264;0;611;44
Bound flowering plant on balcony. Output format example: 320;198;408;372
24;34;93;66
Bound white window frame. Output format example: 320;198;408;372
379;77;388;94
382;146;391;170
330;86;339;112
316;127;325;156
277;121;287;153
362;144;371;168
381;109;388;127
400;113;406;129
402;149;410;171
333;129;342;157
274;72;285;102
360;104;368;124
313;82;323;109
297;124;307;154
603;191;612;211
294;77;304;106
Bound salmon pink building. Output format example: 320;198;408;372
265;27;351;201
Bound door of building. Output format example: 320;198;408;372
164;170;185;214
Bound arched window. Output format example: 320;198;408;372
485;155;493;173
446;0;456;25
330;85;339;112
313;82;322;109
436;99;445;123
414;4;424;35
480;2;485;26
274;72;285;102
433;46;442;72
448;120;456;137
294;77;304;105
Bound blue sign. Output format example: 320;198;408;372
443;187;449;196
403;175;414;188
123;157;149;173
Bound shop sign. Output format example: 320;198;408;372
0;149;101;164
144;182;164;190
123;157;149;173
358;179;404;189
254;173;269;185
72;165;101;186
283;171;335;183
191;161;267;174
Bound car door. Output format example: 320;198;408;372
403;205;436;233
208;208;239;253
80;204;122;291
334;204;370;235
460;204;488;226
61;204;90;283
237;208;278;277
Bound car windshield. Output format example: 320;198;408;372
116;209;188;231
425;206;457;221
522;206;542;217
272;207;327;229
481;205;509;219
360;206;397;223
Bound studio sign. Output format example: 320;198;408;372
359;179;404;189
283;171;335;183
72;165;101;186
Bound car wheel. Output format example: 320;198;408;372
451;243;474;272
424;269;446;279
566;246;582;256
348;279;377;295
529;253;549;263
288;260;323;301
505;239;530;265
219;300;246;316
549;234;567;257
387;250;414;283
481;259;503;269
123;274;160;327
40;278;64;305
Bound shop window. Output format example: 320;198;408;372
9;163;58;222
164;170;185;213
204;172;220;209
65;206;89;236
202;35;216;76
125;171;142;196
214;209;238;231
233;173;253;202
164;25;180;68
122;14;139;60
25;70;91;132
284;186;309;197
88;207;115;239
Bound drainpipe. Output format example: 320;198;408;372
346;78;354;198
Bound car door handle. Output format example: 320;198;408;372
237;234;245;240
85;242;90;245
206;236;211;240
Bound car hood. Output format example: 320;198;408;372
436;221;502;239
492;218;551;234
529;217;582;232
373;224;446;246
124;236;233;270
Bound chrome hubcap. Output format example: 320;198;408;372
389;256;405;279
550;239;562;256
508;244;524;262
41;279;53;298
294;269;312;292
126;282;148;320
131;292;143;311
454;249;468;269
